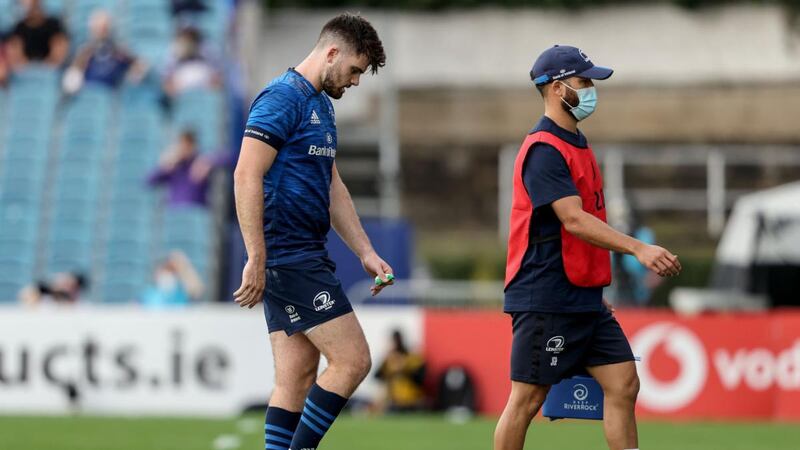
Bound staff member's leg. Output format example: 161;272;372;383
494;312;593;450
494;381;550;450
585;309;639;450
290;312;372;450
266;331;320;450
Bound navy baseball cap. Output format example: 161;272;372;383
530;45;613;85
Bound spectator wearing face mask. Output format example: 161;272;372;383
62;9;148;94
141;251;204;308
5;0;69;70
162;26;221;97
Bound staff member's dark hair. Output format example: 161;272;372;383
319;13;386;75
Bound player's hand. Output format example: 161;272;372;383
603;298;616;314
361;252;394;297
233;259;265;309
634;244;681;277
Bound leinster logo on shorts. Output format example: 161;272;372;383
313;291;336;312
546;336;566;354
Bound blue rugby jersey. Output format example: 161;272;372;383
244;69;338;267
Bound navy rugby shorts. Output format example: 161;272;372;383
263;257;354;335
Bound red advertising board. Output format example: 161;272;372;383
423;309;800;420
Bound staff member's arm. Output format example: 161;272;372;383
232;137;278;308
329;163;394;296
552;196;681;277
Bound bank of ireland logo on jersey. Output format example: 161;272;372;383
310;109;321;125
326;132;333;144
313;291;335;312
285;305;301;323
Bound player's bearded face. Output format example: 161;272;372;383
322;60;350;99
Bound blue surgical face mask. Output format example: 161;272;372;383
558;82;597;121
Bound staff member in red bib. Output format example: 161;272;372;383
494;45;682;450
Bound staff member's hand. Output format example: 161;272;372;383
634;244;681;277
234;259;265;308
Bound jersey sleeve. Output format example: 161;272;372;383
522;143;579;209
244;83;302;151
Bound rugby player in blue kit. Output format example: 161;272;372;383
232;14;390;450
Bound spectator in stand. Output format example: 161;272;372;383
147;130;227;208
18;272;89;306
141;251;204;308
606;197;663;306
5;0;69;70
162;26;221;97
62;10;148;95
374;329;427;413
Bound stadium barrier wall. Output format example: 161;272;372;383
0;305;422;416
423;309;800;420
3;305;798;420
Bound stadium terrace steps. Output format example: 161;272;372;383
0;0;232;302
0;67;60;301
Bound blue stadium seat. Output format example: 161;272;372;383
45;238;94;273
0;179;45;206
98;277;146;303
0;259;35;302
0;237;37;265
0;0;19;30
173;89;223;152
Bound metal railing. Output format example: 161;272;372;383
499;144;800;238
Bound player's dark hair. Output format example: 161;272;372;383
536;83;547;97
319;13;386;75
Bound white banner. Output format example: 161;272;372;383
0;305;422;416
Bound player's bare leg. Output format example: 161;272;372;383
493;381;550;450
282;312;371;450
305;311;372;397
587;361;640;450
269;330;320;411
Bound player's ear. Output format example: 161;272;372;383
325;46;339;64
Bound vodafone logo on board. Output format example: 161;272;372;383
631;322;708;412
630;321;800;414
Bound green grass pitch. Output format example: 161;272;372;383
1;414;798;450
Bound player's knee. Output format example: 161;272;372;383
349;351;372;382
606;372;640;404
509;385;548;417
297;366;318;392
625;373;641;401
329;350;371;384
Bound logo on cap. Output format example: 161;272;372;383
578;48;591;62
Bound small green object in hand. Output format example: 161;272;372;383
374;273;395;286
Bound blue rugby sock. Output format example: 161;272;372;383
289;383;348;450
265;406;301;450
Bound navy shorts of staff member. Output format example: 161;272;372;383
233;13;392;450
